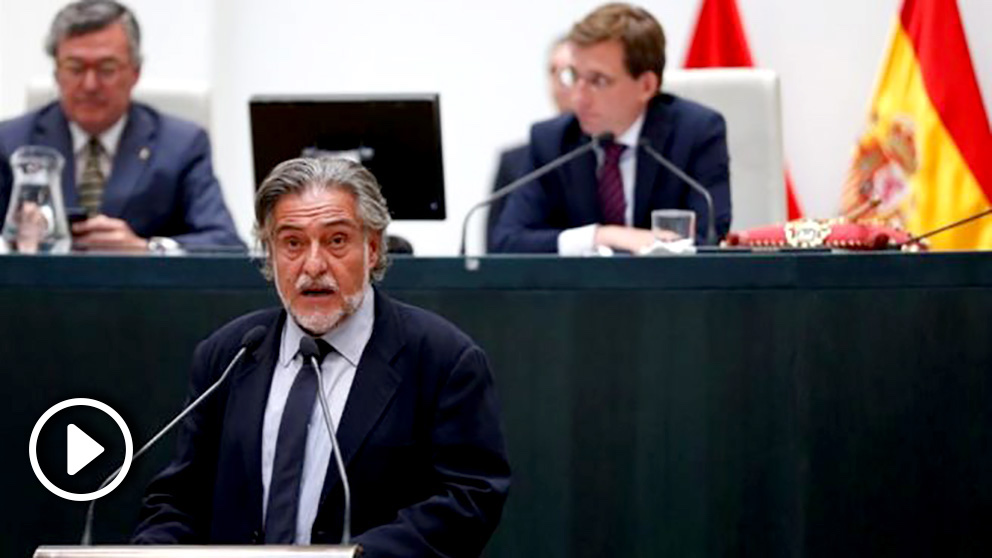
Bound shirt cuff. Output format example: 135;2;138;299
557;224;599;256
147;236;185;256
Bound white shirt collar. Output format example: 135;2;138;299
278;284;376;368
68;113;129;157
616;111;646;149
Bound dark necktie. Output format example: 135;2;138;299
597;140;627;225
265;337;334;544
78;137;105;217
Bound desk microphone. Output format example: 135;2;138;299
898;207;992;247
299;336;352;545
80;325;268;545
637;138;717;245
460;132;615;255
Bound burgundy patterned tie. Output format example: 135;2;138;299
597;141;626;225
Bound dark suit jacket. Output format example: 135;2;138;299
490;93;732;253
132;288;511;557
0;101;242;248
486;143;531;253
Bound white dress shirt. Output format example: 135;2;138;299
261;285;375;544
557;112;646;256
68;116;127;186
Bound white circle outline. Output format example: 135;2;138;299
28;398;133;502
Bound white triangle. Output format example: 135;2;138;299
67;423;104;476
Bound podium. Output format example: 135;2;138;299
35;547;360;558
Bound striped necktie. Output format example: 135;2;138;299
78;137;105;217
597;140;627;225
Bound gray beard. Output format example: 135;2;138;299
288;286;366;335
273;252;369;335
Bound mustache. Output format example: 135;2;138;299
296;274;339;291
72;95;107;104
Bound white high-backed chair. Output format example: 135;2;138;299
662;68;787;230
25;77;211;132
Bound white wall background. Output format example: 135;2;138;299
1;0;990;254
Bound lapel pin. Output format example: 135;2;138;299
139;147;150;161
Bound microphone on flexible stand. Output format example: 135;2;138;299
637;138;717;245
460;132;616;256
80;325;269;545
299;336;352;545
898;207;992;247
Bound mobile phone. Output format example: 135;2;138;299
66;207;88;225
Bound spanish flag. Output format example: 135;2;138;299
683;0;804;221
843;0;992;250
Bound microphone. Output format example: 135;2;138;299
299;336;352;545
637;137;717;245
898;207;992;247
80;325;268;545
460;132;616;255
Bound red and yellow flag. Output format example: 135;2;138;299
843;0;992;250
684;0;804;221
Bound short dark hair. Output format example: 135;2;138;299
569;3;665;79
45;0;142;67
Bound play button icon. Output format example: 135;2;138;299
29;398;133;502
67;424;105;476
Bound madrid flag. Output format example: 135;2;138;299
684;0;804;221
842;0;992;250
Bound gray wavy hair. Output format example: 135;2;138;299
255;157;392;282
46;0;143;67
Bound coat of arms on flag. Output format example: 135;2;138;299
840;0;992;250
842;114;918;226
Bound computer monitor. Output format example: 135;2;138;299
249;94;446;220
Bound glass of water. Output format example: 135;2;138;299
1;145;70;254
651;209;696;247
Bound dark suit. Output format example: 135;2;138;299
491;93;731;253
486;143;531;253
0;101;242;248
133;288;511;557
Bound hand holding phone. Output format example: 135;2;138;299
66;207;89;227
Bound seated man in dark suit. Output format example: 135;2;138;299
486;36;574;251
491;3;732;254
133;157;511;557
0;0;242;253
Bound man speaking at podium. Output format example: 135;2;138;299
491;3;732;254
133;158;510;556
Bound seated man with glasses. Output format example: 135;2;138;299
0;0;242;253
490;2;732;254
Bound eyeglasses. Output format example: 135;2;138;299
558;67;617;91
56;58;129;83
